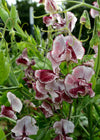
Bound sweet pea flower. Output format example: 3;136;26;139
34;70;72;103
45;0;57;13
64;66;95;98
65;12;77;32
90;1;99;18
47;34;85;73
53;119;74;140
43;12;77;33
16;48;35;66
39;0;57;13
35;69;59;83
16;48;29;66
0;92;22;120
11;116;38;140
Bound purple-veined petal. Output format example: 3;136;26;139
0;105;17;120
43;16;54;26
65;36;85;60
53;119;74;135
39;101;53;118
62;92;73;103
52;34;66;63
7;92;22;113
35;89;48;100
64;74;78;98
45;0;57;13
47;51;61;73
35;69;58;83
90;2;99;18
66;12;77;32
11;116;38;136
16;48;30;66
72;65;95;82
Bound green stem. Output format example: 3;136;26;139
95;44;100;79
0;85;23;91
66;4;83;13
78;24;83;40
79;121;90;136
66;1;100;12
68;104;72;120
88;104;93;140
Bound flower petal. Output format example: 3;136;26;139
65;36;85;60
0;105;17;120
66;12;77;32
39;101;53;118
11;116;38;136
72;65;95;82
7;92;22;113
90;2;99;18
35;69;58;83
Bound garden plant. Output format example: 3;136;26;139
0;0;100;140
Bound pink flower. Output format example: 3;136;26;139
90;2;99;18
64;66;95;98
39;101;53;118
43;16;54;26
53;119;74;140
16;48;30;66
66;12;77;32
0;92;22;120
43;12;77;33
47;35;85;73
45;0;57;13
11;116;38;140
35;71;72;103
35;69;59;83
16;48;35;66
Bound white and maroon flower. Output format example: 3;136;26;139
53;119;74;140
39;101;53;118
66;12;77;32
43;16;54;27
0;92;22;120
45;0;57;13
11;116;38;140
16;48;30;66
90;2;99;18
64;66;95;98
43;12;77;33
47;35;85;73
35;69;59;84
16;48;35;67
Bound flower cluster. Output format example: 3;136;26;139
1;0;98;139
14;0;97;139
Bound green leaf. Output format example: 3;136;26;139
10;5;21;27
34;25;41;45
0;51;10;84
0;127;6;140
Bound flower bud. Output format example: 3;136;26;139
80;10;91;29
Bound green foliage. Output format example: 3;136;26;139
0;51;10;84
0;127;6;140
30;127;56;140
34;25;41;45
